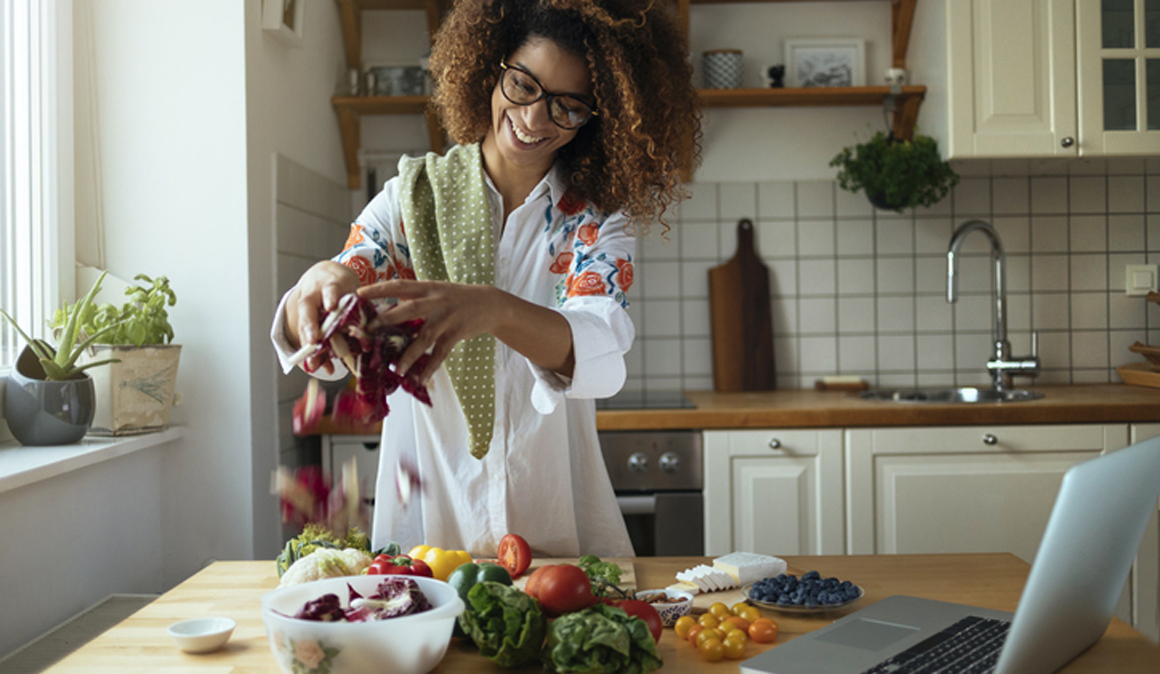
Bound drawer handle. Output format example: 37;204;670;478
362;442;380;450
769;438;782;450
982;434;998;446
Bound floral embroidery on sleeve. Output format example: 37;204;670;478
335;220;413;286
615;258;634;292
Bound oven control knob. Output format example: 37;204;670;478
659;451;681;473
628;452;649;473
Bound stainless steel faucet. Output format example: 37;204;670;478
947;220;1039;391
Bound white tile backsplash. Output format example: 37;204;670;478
628;169;1156;391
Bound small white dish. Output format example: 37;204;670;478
167;617;236;653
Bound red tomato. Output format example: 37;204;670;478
613;599;663;643
497;533;532;578
523;564;596;617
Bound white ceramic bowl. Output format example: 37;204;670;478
167;617;236;653
261;575;464;674
634;588;693;627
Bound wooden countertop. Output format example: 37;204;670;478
45;554;1160;673
596;384;1160;430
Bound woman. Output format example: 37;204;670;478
271;0;698;558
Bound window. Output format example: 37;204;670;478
1;0;71;372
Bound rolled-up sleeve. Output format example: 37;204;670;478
528;205;637;414
529;296;634;413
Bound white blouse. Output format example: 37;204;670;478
271;161;636;558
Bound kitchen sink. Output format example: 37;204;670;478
861;387;1044;404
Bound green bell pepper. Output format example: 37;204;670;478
448;562;513;637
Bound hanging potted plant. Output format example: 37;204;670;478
1;271;122;445
50;273;181;436
830;131;960;212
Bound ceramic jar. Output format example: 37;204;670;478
703;49;743;89
4;346;95;445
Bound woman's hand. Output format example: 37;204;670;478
285;261;360;373
358;280;575;384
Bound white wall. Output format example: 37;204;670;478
243;0;348;560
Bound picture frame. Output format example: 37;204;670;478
783;38;865;88
262;0;305;48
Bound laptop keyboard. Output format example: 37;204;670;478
858;615;1012;674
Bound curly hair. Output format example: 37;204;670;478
428;0;701;234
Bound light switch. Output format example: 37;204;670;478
1125;264;1159;296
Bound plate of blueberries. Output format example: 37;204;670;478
743;570;864;613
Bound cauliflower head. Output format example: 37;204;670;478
278;547;372;588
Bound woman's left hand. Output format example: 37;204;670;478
357;280;501;384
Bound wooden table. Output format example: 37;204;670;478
45;554;1160;672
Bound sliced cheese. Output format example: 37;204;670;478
676;564;739;593
712;551;788;586
668;581;700;595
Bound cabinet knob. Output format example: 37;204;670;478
627;452;649;473
659;451;681;473
983;434;998;445
1061;136;1075;148
769;438;782;450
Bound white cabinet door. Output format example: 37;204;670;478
845;424;1126;561
1130;423;1160;644
324;435;381;499
703;429;844;557
946;0;1078;157
1076;1;1160;154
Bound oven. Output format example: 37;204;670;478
597;391;703;556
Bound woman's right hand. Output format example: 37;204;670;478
285;261;360;373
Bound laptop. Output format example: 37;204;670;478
741;434;1160;674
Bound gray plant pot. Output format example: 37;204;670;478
4;346;95;445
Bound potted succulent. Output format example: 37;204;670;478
830;131;960;212
51;273;181;435
1;271;121;445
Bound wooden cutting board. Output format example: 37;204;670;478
511;557;637;590
708;218;775;391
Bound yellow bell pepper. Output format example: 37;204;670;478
407;545;473;581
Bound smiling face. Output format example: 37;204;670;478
483;37;593;177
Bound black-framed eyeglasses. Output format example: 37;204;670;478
499;61;597;130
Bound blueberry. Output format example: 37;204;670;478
803;570;820;581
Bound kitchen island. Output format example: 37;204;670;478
44;554;1160;672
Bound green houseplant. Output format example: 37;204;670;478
49;273;182;436
1;271;122;445
830;131;960;212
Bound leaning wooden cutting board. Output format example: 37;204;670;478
709;218;775;391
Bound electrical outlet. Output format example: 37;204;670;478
1125;264;1159;296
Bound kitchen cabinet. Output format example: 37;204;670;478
913;0;1160;158
702;429;845;557
846;423;1151;626
323;434;381;499
1131;423;1160;643
330;0;927;187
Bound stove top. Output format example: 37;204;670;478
596;390;696;410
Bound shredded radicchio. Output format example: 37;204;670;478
290;577;433;623
289;294;432;430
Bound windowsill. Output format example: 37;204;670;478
0;426;184;495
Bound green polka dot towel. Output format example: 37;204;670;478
397;143;496;460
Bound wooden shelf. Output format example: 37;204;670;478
332;0;922;187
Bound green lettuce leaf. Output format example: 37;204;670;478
460;581;546;668
544;603;662;674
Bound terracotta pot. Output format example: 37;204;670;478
4;345;95;445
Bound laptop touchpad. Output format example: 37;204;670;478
816;619;920;651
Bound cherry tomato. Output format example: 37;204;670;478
737;605;763;623
749;620;779;643
696;627;725;649
708;601;732;619
724;616;750;632
697;613;720;629
674;615;697;640
523;564;596;617
686;623;704;644
731;601;750;615
723;633;748;659
496;533;532;578
698;637;725;662
613;599;663;643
